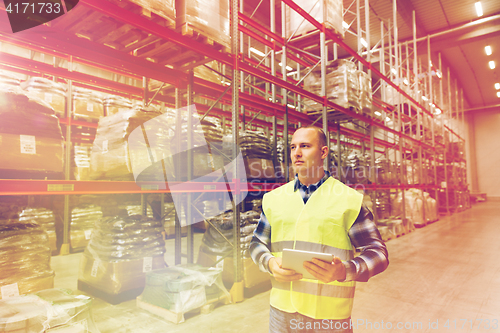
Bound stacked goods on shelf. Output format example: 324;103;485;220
104;95;133;116
18;208;57;253
223;130;275;179
78;214;165;298
0;219;54;298
138;264;229;322
193;61;221;84
72;143;93;180
358;70;373;113
0;89;64;178
73;87;104;122
375;192;391;220
89;107;174;180
303;60;361;114
21;77;67;117
343;152;368;184
375;158;396;184
391;189;438;227
198;209;259;259
0;289;100;333
197;209;268;288
285;0;343;39
173;114;225;179
175;0;230;50
70;205;103;252
122;0;175;22
120;204;154;218
0;70;22;89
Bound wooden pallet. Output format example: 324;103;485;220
179;23;230;54
136;293;231;324
78;280;144;305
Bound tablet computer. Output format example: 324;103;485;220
281;248;334;280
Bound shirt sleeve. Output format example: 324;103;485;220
342;204;389;282
249;211;274;273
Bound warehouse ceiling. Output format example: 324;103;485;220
244;0;500;113
363;0;500;112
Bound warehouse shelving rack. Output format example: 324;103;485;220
0;0;469;300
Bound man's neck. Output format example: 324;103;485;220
297;168;325;187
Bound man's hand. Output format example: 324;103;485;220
303;257;346;284
269;257;303;282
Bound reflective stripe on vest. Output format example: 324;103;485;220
263;176;363;320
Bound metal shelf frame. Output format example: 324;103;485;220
0;0;469;295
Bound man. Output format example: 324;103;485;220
250;126;389;333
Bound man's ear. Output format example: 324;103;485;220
321;146;329;159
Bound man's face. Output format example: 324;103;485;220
290;128;327;176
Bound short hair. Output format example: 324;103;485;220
296;126;327;148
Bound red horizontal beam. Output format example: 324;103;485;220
0;52;144;96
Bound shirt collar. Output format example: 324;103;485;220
294;170;331;192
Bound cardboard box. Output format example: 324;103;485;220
0;133;63;173
73;100;104;122
244;158;275;179
29;90;66;117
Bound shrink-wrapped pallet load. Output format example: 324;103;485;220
223;130;275;179
0;289;100;333
0;90;64;178
198;209;259;259
103;95;133;117
18;208;58;253
78;214;166;298
358;70;373;113
70;205;103;252
172;114;225;179
21;77;67;118
176;0;230;50
303;60;361;113
73;143;93;181
0;70;22;91
89;107;174;180
73;87;104;122
139;264;229;317
122;0;175;22
285;0;343;39
0;219;54;299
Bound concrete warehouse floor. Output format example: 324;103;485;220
51;201;500;333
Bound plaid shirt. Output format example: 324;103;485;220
249;171;389;282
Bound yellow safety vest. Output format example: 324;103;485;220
262;176;363;320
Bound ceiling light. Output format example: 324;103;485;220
485;45;492;55
279;62;293;71
422;96;428;101
495;83;500;90
475;2;483;17
249;47;265;57
361;38;368;48
385;117;391;122
489;61;496;69
374;111;382;116
497;91;500;98
287;71;297;76
436;71;442;79
391;68;397;75
435;108;442;114
342;21;349;30
403;78;409;85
